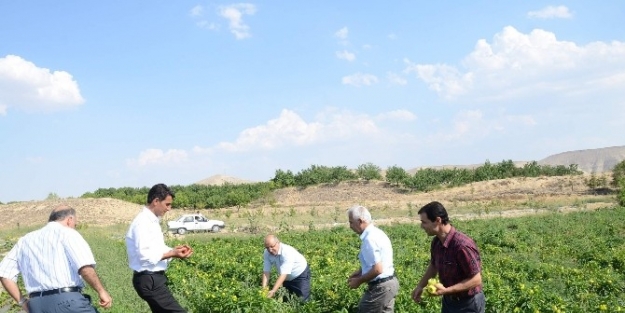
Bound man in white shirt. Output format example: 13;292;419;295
347;205;399;313
126;183;193;313
0;205;113;312
262;234;311;301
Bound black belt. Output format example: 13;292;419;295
133;270;165;276
368;275;394;286
29;287;82;298
445;293;474;301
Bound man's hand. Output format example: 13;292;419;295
174;245;193;258
98;290;113;309
411;286;424;302
347;277;362;289
267;290;276;298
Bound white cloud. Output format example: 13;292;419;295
387;72;407;85
189;5;204;17
527;5;573;19
336;50;356;62
376;109;416;121
342;73;379;87
127;149;188;167
388;33;397;40
432;110;536;143
0;55;84;114
335;27;348;40
219;3;256;39
405;26;625;101
217;109;379;152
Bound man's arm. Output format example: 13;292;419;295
412;262;438;302
348;262;382;289
261;271;270;288
438;272;482;295
267;274;288;298
0;277;27;309
79;265;112;309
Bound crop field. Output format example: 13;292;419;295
3;205;624;313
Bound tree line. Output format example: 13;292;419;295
77;159;611;210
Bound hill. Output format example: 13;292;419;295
538;145;625;173
194;174;256;186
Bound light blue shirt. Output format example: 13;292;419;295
358;224;394;281
263;243;307;281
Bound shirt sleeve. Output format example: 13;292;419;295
262;250;271;273
361;237;382;267
457;245;481;276
63;230;96;271
0;241;21;281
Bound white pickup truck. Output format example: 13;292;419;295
167;213;226;235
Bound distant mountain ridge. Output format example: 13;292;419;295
538;145;625;173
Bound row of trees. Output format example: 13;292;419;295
80;159;625;210
272;160;581;192
81;182;274;209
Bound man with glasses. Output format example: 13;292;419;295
261;234;311;301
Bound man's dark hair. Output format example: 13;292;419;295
147;183;175;205
49;207;76;222
418;201;450;224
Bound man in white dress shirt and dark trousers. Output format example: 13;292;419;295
126;183;193;313
0;205;113;312
347;205;399;313
262;234;311;301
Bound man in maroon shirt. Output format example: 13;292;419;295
411;201;485;313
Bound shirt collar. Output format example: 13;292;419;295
359;224;374;240
441;226;457;248
142;207;160;222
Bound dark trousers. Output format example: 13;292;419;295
442;291;486;313
132;272;186;313
28;292;98;313
282;265;311;301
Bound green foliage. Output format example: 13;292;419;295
81;160;583;210
385;165;409;186
271;169;296;188
612;160;625;188
46;192;60;200
356;163;382;181
162;207;625;313
618;179;625;207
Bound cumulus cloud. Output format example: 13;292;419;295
376;109;416;121
189;5;203;17
405;26;625;101
0;55;84;115
217;109;379;152
127;149;188;167
336;50;356;62
527;5;573;19
387;72;407;85
433;110;537;142
335;27;348;40
219;3;256;39
342;73;379;87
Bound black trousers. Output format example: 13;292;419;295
282;265;311;301
132;272;186;313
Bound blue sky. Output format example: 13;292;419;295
1;1;624;202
